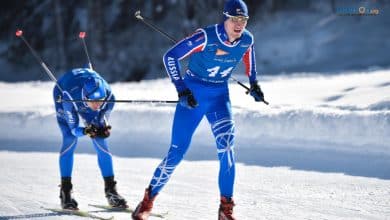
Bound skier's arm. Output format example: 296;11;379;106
243;42;266;103
62;92;85;137
243;44;257;84
163;30;207;92
98;92;115;127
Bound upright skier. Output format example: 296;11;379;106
53;68;127;210
132;0;265;219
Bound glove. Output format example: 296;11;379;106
96;125;112;138
84;124;98;138
178;89;198;109
249;81;265;102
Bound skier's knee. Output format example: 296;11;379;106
212;118;235;150
60;138;77;156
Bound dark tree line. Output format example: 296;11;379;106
0;0;373;82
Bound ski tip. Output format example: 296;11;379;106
15;29;23;37
79;31;86;39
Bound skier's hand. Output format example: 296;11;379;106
178;88;198;109
96;125;112;138
249;81;265;102
84;124;98;138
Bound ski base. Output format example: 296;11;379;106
89;204;168;218
43;207;114;220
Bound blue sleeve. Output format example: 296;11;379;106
62;92;85;137
243;44;257;84
163;30;207;92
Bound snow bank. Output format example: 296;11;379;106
0;71;389;157
0;106;388;155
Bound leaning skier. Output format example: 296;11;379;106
132;0;265;219
53;68;127;210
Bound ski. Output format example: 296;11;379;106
89;204;168;218
43;207;114;220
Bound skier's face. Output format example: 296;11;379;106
224;15;248;41
86;100;104;111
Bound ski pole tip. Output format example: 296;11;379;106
134;10;142;19
15;29;23;37
79;31;86;38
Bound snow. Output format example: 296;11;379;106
0;69;389;219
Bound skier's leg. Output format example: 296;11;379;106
206;97;235;220
57;121;78;209
132;104;205;220
54;87;78;178
206;98;237;220
55;88;79;209
149;103;205;196
206;99;235;198
92;138;114;177
58;122;78;178
92;138;127;207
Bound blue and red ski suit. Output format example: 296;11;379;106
149;23;258;198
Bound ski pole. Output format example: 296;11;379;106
57;97;178;104
74;31;178;105
230;77;269;105
79;31;93;70
134;10;269;105
15;29;65;94
134;10;176;44
16;29;177;105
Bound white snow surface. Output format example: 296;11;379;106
0;70;389;219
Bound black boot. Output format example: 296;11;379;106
59;177;78;210
104;176;128;208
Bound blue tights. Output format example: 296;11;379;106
149;80;235;198
57;121;114;178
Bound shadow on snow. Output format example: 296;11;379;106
1;137;389;180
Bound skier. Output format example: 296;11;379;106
132;0;264;219
53;68;127;210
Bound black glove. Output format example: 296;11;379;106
249;81;265;102
84;124;98;138
178;89;198;109
96;125;112;138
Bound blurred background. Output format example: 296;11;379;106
1;0;389;82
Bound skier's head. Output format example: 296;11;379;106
223;0;249;41
82;76;106;110
223;0;249;21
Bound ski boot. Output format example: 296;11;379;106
218;196;236;220
132;187;156;220
59;177;78;210
104;176;128;208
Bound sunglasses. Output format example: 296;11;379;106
224;13;249;23
88;99;106;102
85;97;106;102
